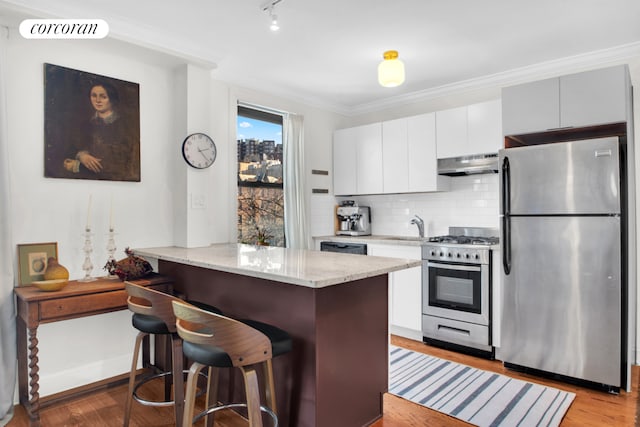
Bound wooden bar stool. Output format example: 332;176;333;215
172;300;292;427
123;282;222;427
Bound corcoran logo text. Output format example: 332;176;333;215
19;19;109;39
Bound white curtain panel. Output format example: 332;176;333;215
283;114;311;249
0;26;16;425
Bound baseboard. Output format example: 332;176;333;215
390;325;422;341
38;354;133;397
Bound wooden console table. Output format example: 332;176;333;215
14;273;173;427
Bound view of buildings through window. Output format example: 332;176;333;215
237;106;285;246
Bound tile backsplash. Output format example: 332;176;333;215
310;174;499;238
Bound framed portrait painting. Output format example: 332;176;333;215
44;63;141;182
17;242;58;286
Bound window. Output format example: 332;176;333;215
237;105;285;246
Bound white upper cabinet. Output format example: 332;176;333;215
407;113;449;192
467;100;503;154
333;122;382;196
436;100;502;158
382;118;409;194
436;106;467;158
502;65;631;136
355;123;383;195
335;114;448;196
333;126;358;196
382;113;449;194
560;66;629;129
501;78;560;135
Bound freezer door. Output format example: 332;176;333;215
499;137;621;215
499;216;621;387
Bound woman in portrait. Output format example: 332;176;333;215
63;81;140;181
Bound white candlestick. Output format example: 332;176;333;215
109;196;113;230
86;194;92;230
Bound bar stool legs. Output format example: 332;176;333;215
263;359;277;417
123;330;185;427
241;365;268;427
183;362;278;427
123;331;146;427
171;334;185;427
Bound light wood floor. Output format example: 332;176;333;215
7;335;639;426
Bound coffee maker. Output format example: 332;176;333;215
336;203;371;236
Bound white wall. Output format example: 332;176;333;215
5;29;343;399
6;32;184;397
339;174;499;237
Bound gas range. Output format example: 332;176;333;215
422;227;499;265
421;226;499;358
427;235;499;245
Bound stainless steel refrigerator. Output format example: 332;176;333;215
498;136;626;392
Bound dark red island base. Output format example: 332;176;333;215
158;259;389;427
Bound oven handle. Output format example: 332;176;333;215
427;261;482;272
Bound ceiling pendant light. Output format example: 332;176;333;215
378;50;405;87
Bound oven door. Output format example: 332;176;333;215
423;260;489;326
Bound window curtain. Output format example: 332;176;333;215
0;26;16;426
283;113;311;249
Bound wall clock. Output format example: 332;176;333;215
182;133;217;169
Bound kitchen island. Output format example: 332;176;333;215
134;243;420;427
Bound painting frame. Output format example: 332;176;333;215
43;63;141;182
17;242;59;286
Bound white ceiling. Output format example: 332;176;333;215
2;0;640;115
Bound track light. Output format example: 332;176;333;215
269;13;279;31
262;0;282;32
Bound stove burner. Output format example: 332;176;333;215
428;235;499;245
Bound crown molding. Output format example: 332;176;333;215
347;41;640;117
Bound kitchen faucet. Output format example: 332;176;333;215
410;215;425;238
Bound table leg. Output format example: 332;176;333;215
17;319;41;427
27;327;41;426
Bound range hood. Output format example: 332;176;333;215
437;153;499;176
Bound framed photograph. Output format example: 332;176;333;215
43;63;141;182
17;242;58;286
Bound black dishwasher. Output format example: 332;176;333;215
320;241;367;255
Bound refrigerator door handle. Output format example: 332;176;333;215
503;215;511;275
501;156;510;215
502;156;511;275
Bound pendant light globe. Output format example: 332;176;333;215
378;50;405;87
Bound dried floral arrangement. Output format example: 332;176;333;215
104;247;153;280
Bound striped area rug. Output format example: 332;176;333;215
389;346;576;427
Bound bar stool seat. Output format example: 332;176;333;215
183;319;292;367
172;300;292;427
123;282;223;427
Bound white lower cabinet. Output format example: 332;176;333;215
368;244;422;340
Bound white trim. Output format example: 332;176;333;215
390;325;423;342
237;100;287;117
349;41;640;116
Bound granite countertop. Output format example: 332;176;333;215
314;235;501;250
313;235;430;247
134;243;420;289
